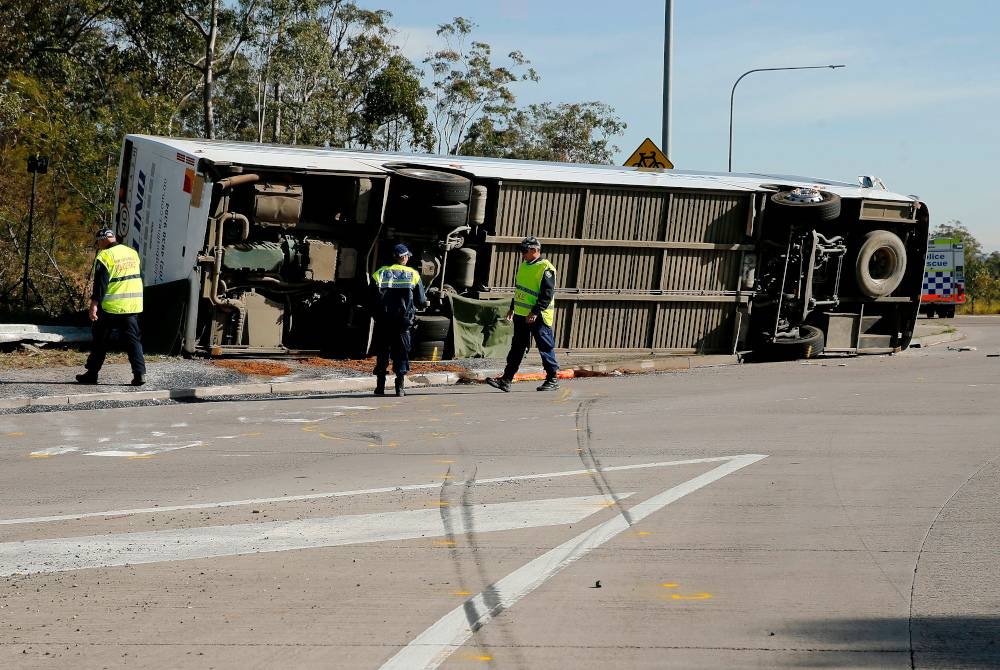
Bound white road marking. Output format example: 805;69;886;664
83;441;202;458
379;454;767;670
29;447;78;457
0;494;626;577
0;455;740;526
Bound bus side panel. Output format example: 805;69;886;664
117;138;199;287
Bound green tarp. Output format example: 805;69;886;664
448;294;512;358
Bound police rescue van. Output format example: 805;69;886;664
920;238;966;318
114;134;930;359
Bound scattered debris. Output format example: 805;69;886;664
297;356;466;374
592;580;602;588
211;360;294;377
946;346;977;352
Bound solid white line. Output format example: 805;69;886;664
0;455;740;526
0;494;627;577
378;453;767;670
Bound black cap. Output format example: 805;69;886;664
520;236;541;250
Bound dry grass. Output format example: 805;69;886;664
959;301;1000;315
0;347;144;370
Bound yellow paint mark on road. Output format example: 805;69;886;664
6;432;25;437
451;590;472;596
29;453;49;459
660;583;678;588
301;426;319;433
241;432;263;437
128;455;155;460
436;459;456;464
428;501;450;507
318;433;344;441
458;652;494;662
387;441;399;448
439;473;454;480
669;592;712;601
433;539;457;547
636;531;652;536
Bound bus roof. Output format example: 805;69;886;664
128;134;916;203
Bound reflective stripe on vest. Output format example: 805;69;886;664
97;245;144;314
372;264;419;289
513;259;556;326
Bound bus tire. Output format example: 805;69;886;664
767;325;825;360
855;230;907;298
414;315;451;340
392;168;472;203
940;306;956;318
769;189;841;223
411;339;446;361
427;203;469;228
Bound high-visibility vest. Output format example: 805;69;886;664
96;244;143;314
513;259;556;326
372;264;420;289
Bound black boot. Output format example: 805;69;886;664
486;377;512;392
374;374;386;396
394;375;405;397
75;371;98;384
537;376;560;391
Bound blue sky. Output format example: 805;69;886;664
356;0;1000;251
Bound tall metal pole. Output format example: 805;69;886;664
661;0;673;158
21;169;38;311
728;65;845;172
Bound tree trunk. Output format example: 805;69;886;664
203;0;219;139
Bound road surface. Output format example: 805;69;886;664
1;316;998;669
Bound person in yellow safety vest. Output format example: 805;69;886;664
486;236;561;392
75;228;147;386
371;243;427;396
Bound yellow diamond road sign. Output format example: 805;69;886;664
624;137;673;169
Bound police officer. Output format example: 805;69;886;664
486;236;561;392
75;228;146;386
371;243;427;396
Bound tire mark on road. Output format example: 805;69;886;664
575;397;634;527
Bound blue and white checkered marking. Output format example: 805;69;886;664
922;271;953;296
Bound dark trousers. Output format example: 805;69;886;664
373;321;412;377
86;312;146;377
502;314;559;380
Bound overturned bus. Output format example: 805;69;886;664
115;135;929;360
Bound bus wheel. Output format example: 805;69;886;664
855;230;907;298
414;315;451;340
766;325;825;361
769;188;841;223
392;168;472;202
941;306;956;318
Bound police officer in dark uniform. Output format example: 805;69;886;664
371;244;427;396
486;236;561;392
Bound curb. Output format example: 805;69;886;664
909;330;964;348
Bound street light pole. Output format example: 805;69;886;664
728;65;845;172
661;0;673;158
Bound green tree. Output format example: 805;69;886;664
425;17;538;154
361;54;433;151
461;101;625;164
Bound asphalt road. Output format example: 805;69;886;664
1;316;998;669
